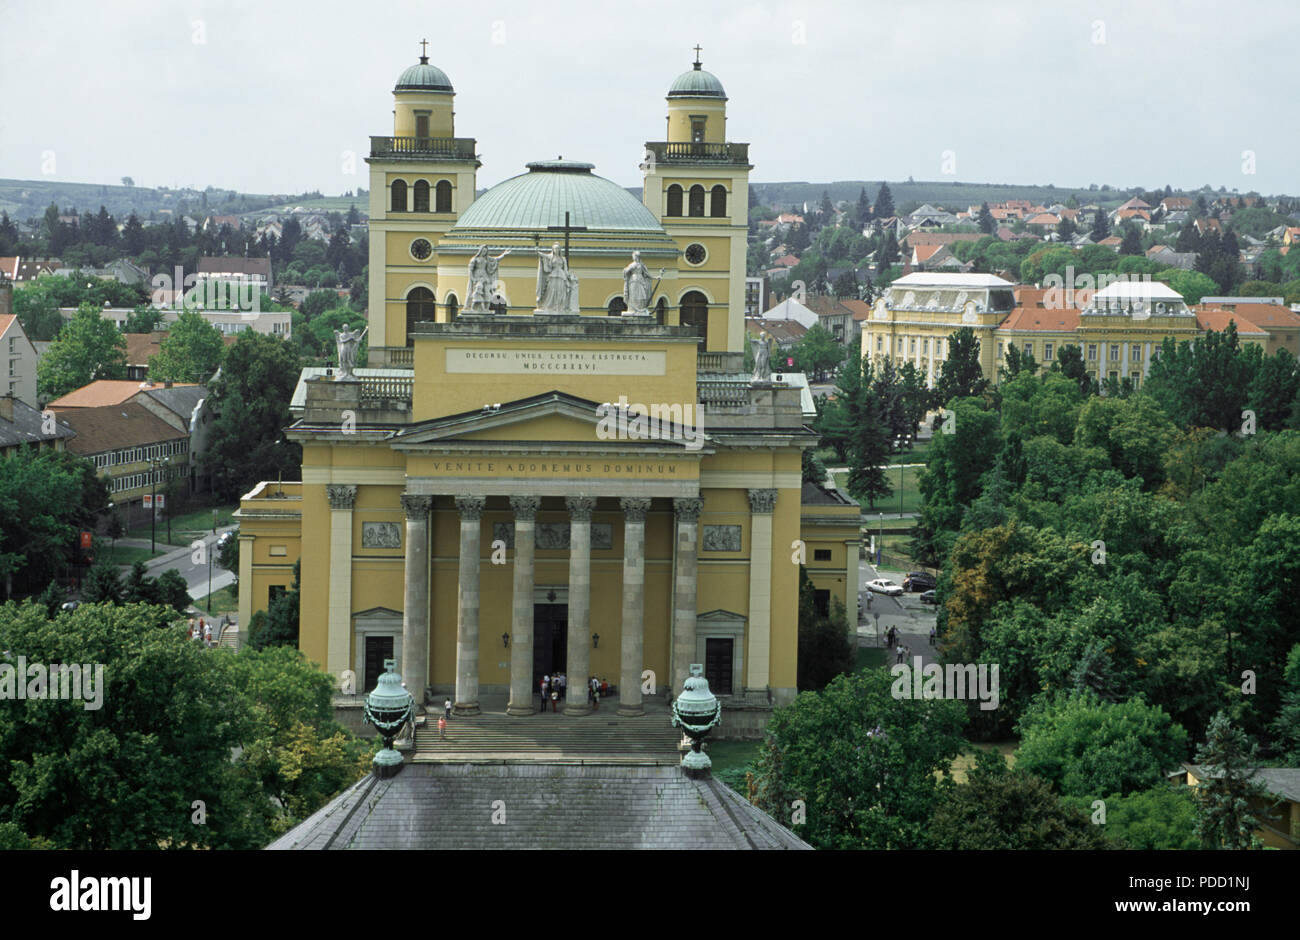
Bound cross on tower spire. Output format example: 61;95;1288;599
419;38;429;63
693;44;702;69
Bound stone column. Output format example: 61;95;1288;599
325;484;356;679
453;495;485;716
564;496;596;716
399;494;433;711
618;497;651;717
506;496;540;716
745;488;777;693
670;497;703;697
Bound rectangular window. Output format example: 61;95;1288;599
415;112;429;138
1109;370;1119;382
690;116;706;143
923;339;929;353
876;336;883;352
1110;345;1120;361
1088;344;1098;360
997;341;1004;358
813;548;832;562
7;338;14;353
1044;342;1053;360
1024;342;1033;355
896;338;903;353
910;338;916;353
1132;344;1142;360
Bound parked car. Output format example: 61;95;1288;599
903;571;937;592
919;590;937;605
866;578;903;596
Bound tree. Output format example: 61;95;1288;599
81;561;122;604
148;310;225;383
1193;712;1271;849
1090;209;1110;242
1014;692;1189;798
999;344;1038;382
796;566;851;691
832;269;858;299
790;324;846;381
251;560;300;649
216;528;240;587
201;331;303;501
1270;644;1300;765
1119;224;1142;255
1054;343;1091;395
154;569;192;613
977;203;994;235
1057;216;1077;241
36;304;127;400
123;561;160;605
751;668;966;849
845;357;892;508
1068;786;1199;850
928;750;1113;849
873;182;895;220
935;327;989;404
122;306;163;333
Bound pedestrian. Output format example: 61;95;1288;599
904;644;912;662
895;643;904;664
551;689;558;713
438;715;447;739
203;623;212;648
592;685;600;711
539;678;547;714
444;698;452;720
929;626;936;646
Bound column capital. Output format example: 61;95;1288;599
672;497;704;523
508;495;541;521
565;495;597;522
400;493;433;519
454;495;486;520
619;496;652;522
748;488;778;514
325;484;357;510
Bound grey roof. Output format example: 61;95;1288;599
140;384;208;427
668;63;727;99
394;59;454;93
268;764;810;850
801;480;856;506
1186;765;1300;803
0;399;76;448
453;162;666;233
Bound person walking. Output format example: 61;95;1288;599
539;678;548;714
592;684;600;711
444;698;452;720
929;626;936;647
550;688;558;713
438;715;447;740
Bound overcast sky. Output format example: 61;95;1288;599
2;0;1294;197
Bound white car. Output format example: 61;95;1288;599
866;579;903;596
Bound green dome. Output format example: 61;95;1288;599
452;162;666;233
668;63;726;99
395;58;454;93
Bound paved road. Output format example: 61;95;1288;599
132;525;238;602
858;557;938;669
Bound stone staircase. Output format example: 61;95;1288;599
412;709;682;764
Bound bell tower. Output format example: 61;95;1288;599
642;48;752;358
366;43;480;365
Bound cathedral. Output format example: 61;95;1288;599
235;48;860;733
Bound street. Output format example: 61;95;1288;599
858;555;938;668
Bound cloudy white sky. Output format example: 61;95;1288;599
1;0;1294;196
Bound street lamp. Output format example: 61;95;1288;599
148;455;170;555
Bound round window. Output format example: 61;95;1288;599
410;238;433;260
684;243;707;265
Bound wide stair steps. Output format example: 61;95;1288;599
412;710;682;764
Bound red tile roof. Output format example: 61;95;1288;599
48;379;199;410
1195;309;1268;335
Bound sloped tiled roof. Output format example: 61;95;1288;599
1195;309;1268;336
58;402;187;456
999;307;1080;332
48;379;199;410
0;398;76;448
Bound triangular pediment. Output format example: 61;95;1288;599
697;609;747;624
392;390;710;453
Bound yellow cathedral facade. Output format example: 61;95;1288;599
235;49;860;732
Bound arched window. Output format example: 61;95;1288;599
445;293;459;319
655;297;667;324
607;296;627;317
688;185;705;217
666;184;683;217
710;185;727;217
405;286;435;344
680;290;708;332
435;180;452;213
413;179;430;212
391;179;408;212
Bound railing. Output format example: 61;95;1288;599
645;141;750;164
360;375;413;407
697;380;750;408
697;351;726;372
369;136;478;161
387;348;413;366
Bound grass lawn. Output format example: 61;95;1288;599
106;545;166;567
888;438;931;465
835;465;925;514
947;741;1018;784
855;645;889;671
706;739;762;792
125;502;238;544
193;583;238;616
